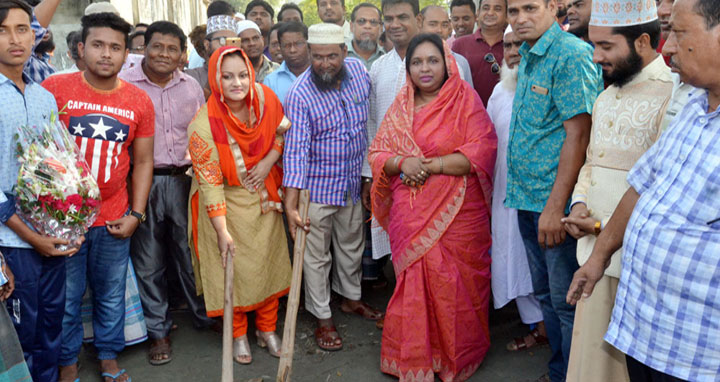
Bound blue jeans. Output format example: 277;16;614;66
2;246;65;382
59;226;130;366
517;210;579;382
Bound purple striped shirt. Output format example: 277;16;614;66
283;58;370;206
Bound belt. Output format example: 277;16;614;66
153;166;191;176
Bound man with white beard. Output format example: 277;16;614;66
486;25;548;353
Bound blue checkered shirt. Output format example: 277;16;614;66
605;89;720;382
23;13;55;84
283;58;370;206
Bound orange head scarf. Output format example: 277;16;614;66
206;46;284;207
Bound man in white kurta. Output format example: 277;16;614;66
562;2;673;380
486;25;544;351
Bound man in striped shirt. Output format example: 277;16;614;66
284;23;383;352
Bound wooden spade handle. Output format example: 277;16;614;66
222;251;234;382
277;189;311;382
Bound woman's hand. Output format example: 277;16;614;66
216;228;235;268
246;159;274;192
400;157;430;187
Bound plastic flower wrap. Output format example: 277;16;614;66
14;112;100;251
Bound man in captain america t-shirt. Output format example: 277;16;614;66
41;12;154;382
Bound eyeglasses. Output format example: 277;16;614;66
354;18;381;26
484;53;500;74
280;40;307;50
208;36;243;48
131;45;145;53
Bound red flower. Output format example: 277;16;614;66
66;194;82;208
85;198;99;208
52;198;70;213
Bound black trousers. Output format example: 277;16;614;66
626;356;688;382
130;174;214;340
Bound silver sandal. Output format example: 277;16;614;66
233;335;252;364
256;330;282;358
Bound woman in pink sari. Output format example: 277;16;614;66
369;33;497;382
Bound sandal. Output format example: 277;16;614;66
506;328;549;351
375;317;384;330
256;330;282;358
148;337;172;365
101;369;131;382
340;301;384;321
233;335;252;364
314;325;343;351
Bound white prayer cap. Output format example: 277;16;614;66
590;0;658;27
236;20;262;36
207;15;238;35
84;2;120;16
307;23;345;45
505;24;513;36
235;12;246;21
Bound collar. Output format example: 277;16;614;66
0;70;31;86
278;61;297;77
621;55;672;89
125;60;185;87
522;22;563;58
346;38;384;57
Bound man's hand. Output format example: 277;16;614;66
361;180;372;211
562;203;598;239
28;234;80;257
0;261;15;301
538;206;567;248
286;208;310;241
105;215;141;239
566;256;607;305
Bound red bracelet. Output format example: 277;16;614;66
397;157;407;172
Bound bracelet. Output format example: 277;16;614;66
397;157;407;172
594;220;602;235
362;177;373;184
438;156;444;174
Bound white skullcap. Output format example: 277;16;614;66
207;15;238;35
590;0;658;27
84;2;120;16
236;20;262;36
505;24;513;35
307;23;345;45
234;12;246;21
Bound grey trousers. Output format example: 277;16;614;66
130;174;214;340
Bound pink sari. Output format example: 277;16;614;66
369;44;497;382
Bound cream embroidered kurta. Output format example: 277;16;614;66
571;56;672;278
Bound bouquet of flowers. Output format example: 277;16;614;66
14;112;100;251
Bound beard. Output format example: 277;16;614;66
603;47;644;88
354;37;377;52
557;7;568;18
569;24;588;39
499;60;519;92
311;65;347;91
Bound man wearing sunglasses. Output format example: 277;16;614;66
452;0;507;106
347;3;385;70
185;14;239;99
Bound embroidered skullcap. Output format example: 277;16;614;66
590;0;658;27
236;20;262;35
307;23;345;45
207;15;238;35
84;2;120;15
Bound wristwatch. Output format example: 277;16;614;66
129;210;147;223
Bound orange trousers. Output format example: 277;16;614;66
232;298;279;338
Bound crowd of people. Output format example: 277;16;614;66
0;0;718;381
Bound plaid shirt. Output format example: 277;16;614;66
283;58;370;206
605;89;720;382
24;13;55;84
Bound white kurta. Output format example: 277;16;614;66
486;82;535;309
363;49;474;259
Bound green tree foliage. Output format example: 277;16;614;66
298;0;449;26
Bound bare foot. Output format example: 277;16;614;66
58;363;79;382
100;359;130;382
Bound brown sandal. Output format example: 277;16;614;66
148;337;172;365
340;301;384;321
315;325;343;351
506;328;549;351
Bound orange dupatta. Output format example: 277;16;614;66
206;46;285;210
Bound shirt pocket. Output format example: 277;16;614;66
519;82;553;128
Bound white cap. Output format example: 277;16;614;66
307;23;345;45
590;0;658;27
207;15;238;35
84;2;120;16
504;24;513;36
234;12;246;21
236;20;262;36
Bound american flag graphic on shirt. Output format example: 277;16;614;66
68;114;129;184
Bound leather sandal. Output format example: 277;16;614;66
148;337;172;365
256;330;282;358
340;301;384;321
506;328;549;351
233;335;252;364
314;325;343;351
